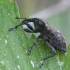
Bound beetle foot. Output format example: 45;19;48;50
27;47;32;55
8;28;15;31
39;60;44;68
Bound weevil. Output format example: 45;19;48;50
9;17;67;68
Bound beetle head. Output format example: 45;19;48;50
34;18;45;33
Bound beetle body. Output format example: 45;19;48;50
32;18;66;52
44;26;66;53
9;17;67;68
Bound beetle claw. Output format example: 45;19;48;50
27;47;32;55
8;28;15;31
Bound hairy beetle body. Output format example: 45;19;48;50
29;18;67;53
44;25;66;53
9;17;67;68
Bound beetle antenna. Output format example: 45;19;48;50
15;17;26;20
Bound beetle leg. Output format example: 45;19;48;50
27;34;43;55
9;21;35;33
40;41;56;68
8;23;23;31
25;23;35;32
27;37;39;55
8;23;34;32
16;17;35;31
24;28;34;33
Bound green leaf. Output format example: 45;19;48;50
0;0;70;70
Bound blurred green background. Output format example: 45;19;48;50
16;0;70;45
